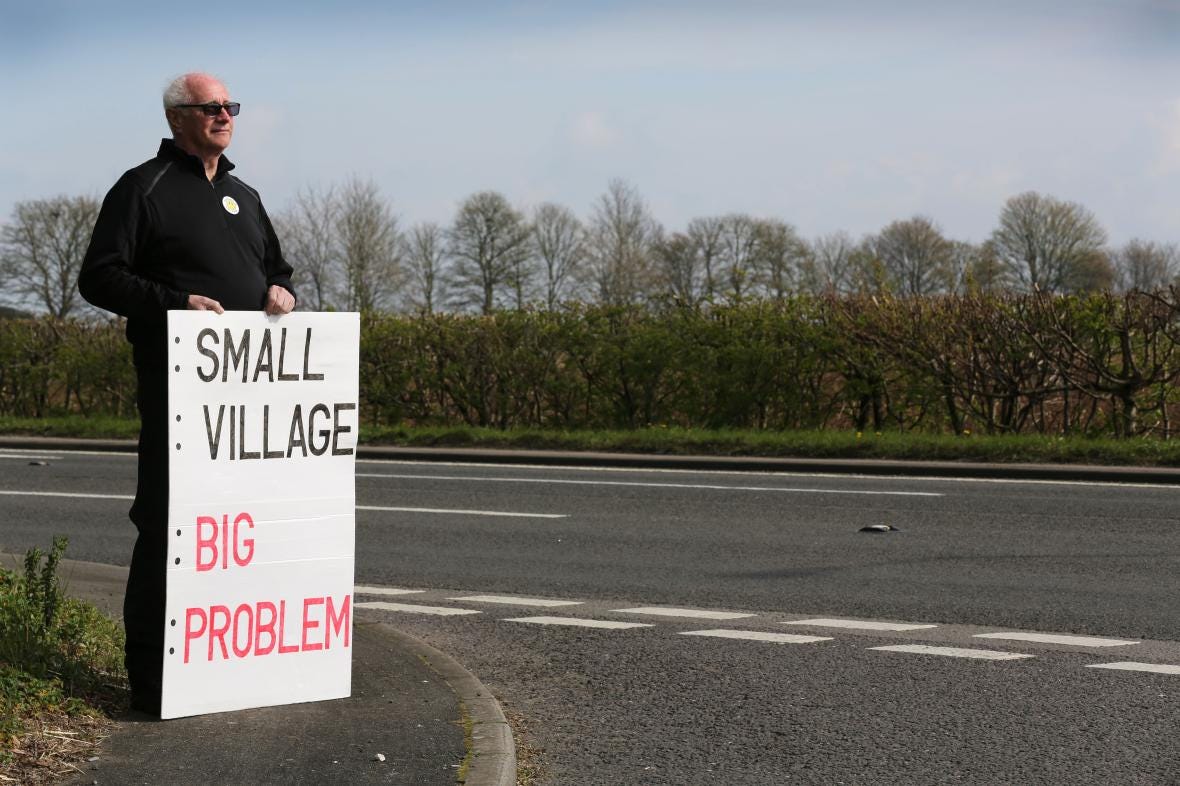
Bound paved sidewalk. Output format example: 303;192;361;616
42;558;515;786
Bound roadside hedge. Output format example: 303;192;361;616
6;291;1180;438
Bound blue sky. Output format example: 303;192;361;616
4;1;1179;245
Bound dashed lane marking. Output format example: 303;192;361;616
355;601;482;616
681;629;832;644
613;606;756;620
504;616;653;630
357;472;943;497
0;490;133;500
354;586;426;596
1086;662;1180;675
974;632;1140;647
357;504;566;519
870;644;1033;661
451;595;583;607
785;618;937;632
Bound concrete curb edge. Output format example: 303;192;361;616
363;623;517;786
4;435;1180;485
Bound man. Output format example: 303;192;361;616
79;73;295;714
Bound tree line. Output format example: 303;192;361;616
4;293;1180;440
2;180;1178;317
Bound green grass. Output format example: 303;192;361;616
1;538;127;777
6;416;1180;467
0;415;140;440
362;424;1180;466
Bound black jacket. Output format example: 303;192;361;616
79;139;295;368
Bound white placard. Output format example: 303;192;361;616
161;311;359;719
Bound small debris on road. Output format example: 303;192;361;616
374;753;386;762
859;524;901;533
28;461;48;466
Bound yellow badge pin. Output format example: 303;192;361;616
222;196;240;215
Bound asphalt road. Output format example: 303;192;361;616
3;447;1180;784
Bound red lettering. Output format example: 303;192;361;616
196;516;218;571
233;512;255;567
208;604;231;661
277;599;299;654
325;594;351;649
221;514;229;570
184;607;207;663
254;601;277;655
302;597;324;651
232;603;254;658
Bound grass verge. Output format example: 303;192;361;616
5;415;1180;467
0;538;128;784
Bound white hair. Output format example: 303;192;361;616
162;72;228;109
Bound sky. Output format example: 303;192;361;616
4;0;1180;246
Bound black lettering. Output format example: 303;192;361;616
223;329;250;383
287;405;307;458
262;404;283;459
229;405;236;461
253;329;275;383
308;404;331;456
203;404;226;459
238;405;260;460
332;402;356;456
302;328;324;381
277;328;299;381
196;329;219;382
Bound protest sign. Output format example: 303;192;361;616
160;311;359;719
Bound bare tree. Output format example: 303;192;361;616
584;179;660;306
1113;239;1179;292
403;222;446;313
1;195;99;317
335;178;402;313
803;231;858;294
754;219;808;301
991;191;1108;292
531;202;585;310
686;216;724;301
716;214;762;302
653;231;701;304
274;186;339;311
447;191;532;314
869;216;953;296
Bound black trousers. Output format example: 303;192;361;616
124;367;168;703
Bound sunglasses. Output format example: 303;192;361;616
174;102;241;117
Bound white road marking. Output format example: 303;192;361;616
451;595;583;607
681;629;832;644
0;492;565;519
0;453;60;460
357;505;566;519
1086;662;1180;675
870;644;1033;661
355;601;482;616
357;473;942;497
974;632;1140;647
504;616;652;630
785;618;938;632
0;490;133;500
354;586;426;596
613;606;756;620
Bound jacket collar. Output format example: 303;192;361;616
157;138;236;180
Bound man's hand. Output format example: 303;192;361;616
187;294;225;313
264;285;295;315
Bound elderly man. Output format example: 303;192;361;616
79;73;295;714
